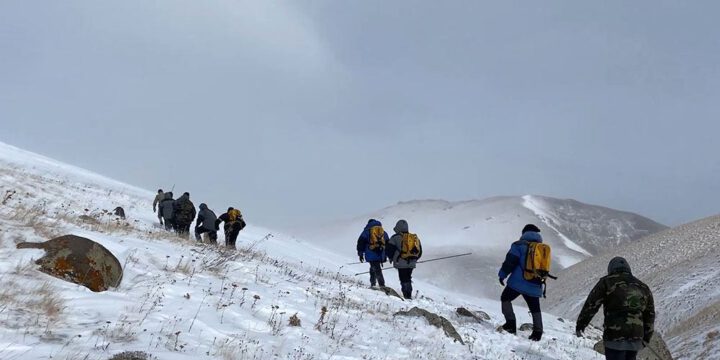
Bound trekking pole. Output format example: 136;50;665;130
416;252;472;264
353;252;473;276
170;184;175;192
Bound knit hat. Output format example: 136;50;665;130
522;224;541;234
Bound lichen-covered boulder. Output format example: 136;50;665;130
17;235;123;292
395;307;464;344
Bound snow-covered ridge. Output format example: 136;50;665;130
0;140;608;359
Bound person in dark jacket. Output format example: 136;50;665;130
498;224;544;341
159;192;175;231
153;189;164;225
215;207;246;249
173;192;196;238
356;219;388;288
576;257;655;360
386;219;422;299
195;203;218;243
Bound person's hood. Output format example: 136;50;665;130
178;193;189;201
394;220;409;234
365;219;382;229
520;231;542;243
165;192;173;199
199;203;208;210
608;257;632;275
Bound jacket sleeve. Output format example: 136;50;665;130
215;213;227;228
196;212;205;228
498;243;521;279
153;196;159;210
576;279;607;332
356;231;367;256
643;287;656;342
386;234;400;262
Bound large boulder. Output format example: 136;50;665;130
17;234;123;292
394;307;464;345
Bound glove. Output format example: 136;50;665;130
575;329;583;338
499;278;505;286
359;254;365;263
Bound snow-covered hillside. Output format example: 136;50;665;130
0;140;611;359
292;196;666;298
545;216;720;360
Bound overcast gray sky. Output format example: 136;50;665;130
1;1;719;227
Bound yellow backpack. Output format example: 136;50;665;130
368;225;386;251
228;209;242;222
400;233;421;260
523;242;554;281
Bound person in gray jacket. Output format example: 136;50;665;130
159;192;175;231
386;219;423;299
195;203;218;243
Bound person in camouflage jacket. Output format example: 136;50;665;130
172;192;196;238
576;257;655;360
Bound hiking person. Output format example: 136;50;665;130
173;192;196;238
152;189;164;225
355;219;388;288
215;207;246;249
386;219;422;299
575;257;656;360
113;206;126;219
159;192;175;231
195;203;218;244
498;224;546;341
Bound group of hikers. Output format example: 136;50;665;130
355;219;423;300
356;221;655;360
152;189;247;248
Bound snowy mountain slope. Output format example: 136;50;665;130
544;216;720;360
291;196;667;298
0;140;609;359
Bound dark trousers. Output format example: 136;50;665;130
157;211;164;225
163;218;175;231
605;349;638;360
368;261;385;287
195;228;218;243
500;287;541;313
501;286;543;332
398;268;414;299
176;222;191;237
224;223;241;248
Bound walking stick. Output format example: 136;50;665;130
353;252;472;276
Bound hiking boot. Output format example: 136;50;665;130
501;320;517;334
528;330;543;341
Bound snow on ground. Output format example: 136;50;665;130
0;141;607;359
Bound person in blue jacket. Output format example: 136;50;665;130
498;224;544;341
356;219;389;288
